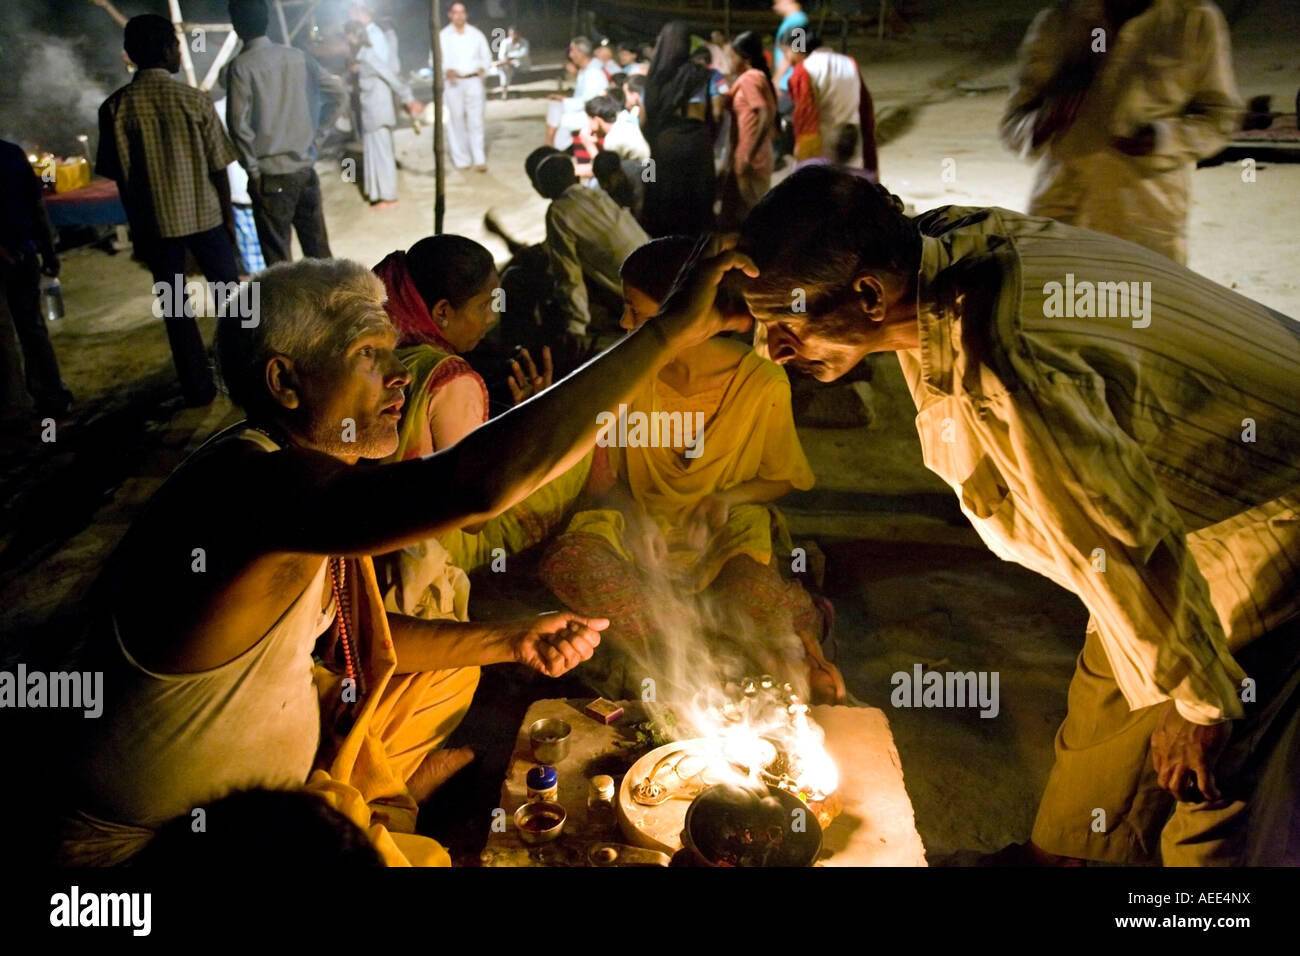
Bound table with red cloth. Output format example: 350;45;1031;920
44;177;128;229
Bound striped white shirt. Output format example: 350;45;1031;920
896;206;1300;725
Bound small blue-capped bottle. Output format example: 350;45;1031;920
526;765;558;803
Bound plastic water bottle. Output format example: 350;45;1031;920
41;276;64;322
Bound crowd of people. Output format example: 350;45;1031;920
532;8;878;241
4;0;1298;872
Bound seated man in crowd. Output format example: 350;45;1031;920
623;72;646;124
593;37;620;78
546;36;609;149
535;153;649;351
586;93;651;165
489;25;530;100
56;252;750;866
616;41;649;76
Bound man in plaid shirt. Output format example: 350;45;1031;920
97;15;241;406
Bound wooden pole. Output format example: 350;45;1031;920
168;0;198;86
199;30;240;91
431;1;446;235
724;0;731;39
272;0;292;44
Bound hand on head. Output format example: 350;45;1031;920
654;234;758;351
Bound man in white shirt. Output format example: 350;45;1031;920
490;26;530;100
546;36;609;149
586;94;650;164
440;1;492;171
786;36;869;168
594;38;619;78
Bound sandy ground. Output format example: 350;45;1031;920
3;0;1298;862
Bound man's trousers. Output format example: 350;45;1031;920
0;251;67;414
140;224;240;407
1032;615;1300;865
362;127;398;202
445;75;487;168
251;167;332;265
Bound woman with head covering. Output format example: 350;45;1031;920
640;21;724;237
718;31;778;230
371;236;591;621
539;237;845;704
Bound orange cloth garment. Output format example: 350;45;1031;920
307;555;476;867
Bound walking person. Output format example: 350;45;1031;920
440;1;492;171
785;34;878;180
0;138;72;421
97;14;242;406
345;7;424;208
1001;0;1242;264
226;0;347;263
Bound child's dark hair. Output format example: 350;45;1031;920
620;236;697;304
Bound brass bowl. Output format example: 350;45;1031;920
515;801;567;845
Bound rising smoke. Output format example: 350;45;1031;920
601;517;812;729
0;0;232;156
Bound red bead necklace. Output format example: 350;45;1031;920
328;556;358;691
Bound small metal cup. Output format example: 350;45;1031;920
529;718;571;764
515;801;566;845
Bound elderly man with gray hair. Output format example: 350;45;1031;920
546;36;609;149
57;252;751;865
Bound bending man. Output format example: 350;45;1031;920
733;166;1300;866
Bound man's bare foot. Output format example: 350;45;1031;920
372;200;398;210
475;165;488;173
407;746;475;803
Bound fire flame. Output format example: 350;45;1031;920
676;675;839;802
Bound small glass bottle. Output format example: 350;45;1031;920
587;774;616;829
526;765;558;803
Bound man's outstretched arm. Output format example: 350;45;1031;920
249;243;758;558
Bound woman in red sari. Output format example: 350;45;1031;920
719;31;777;230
